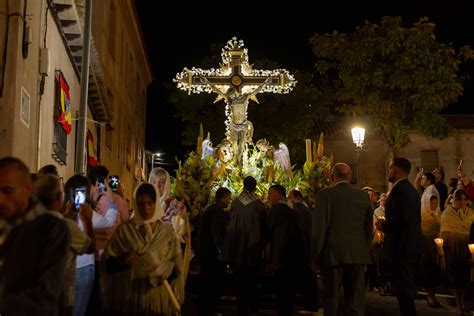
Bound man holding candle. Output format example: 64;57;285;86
440;188;474;315
376;157;422;316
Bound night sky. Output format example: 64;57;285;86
135;0;474;164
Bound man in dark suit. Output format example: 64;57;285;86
267;184;308;316
312;163;373;316
376;157;422;316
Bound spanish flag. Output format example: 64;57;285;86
87;129;99;167
58;73;72;135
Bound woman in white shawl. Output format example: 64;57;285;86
440;189;474;315
102;183;183;316
149;167;192;287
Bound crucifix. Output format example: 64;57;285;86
175;37;296;164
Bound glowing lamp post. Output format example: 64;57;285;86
351;127;365;188
151;152;162;171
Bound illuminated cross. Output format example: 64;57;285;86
175;37;296;164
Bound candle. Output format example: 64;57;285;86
434;238;444;248
469;244;474;280
469;244;474;255
305;139;312;163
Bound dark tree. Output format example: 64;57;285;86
310;16;474;156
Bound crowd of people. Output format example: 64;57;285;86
370;161;474;316
1;155;474;316
0;158;188;316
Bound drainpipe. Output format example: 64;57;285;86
36;0;48;171
75;0;92;174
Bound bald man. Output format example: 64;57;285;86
312;163;373;316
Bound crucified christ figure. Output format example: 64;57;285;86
199;76;273;163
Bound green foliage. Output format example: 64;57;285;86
310;16;474;150
299;155;333;208
172;152;215;223
172;142;332;222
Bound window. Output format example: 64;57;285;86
108;1;116;60
420;150;438;172
52;123;67;165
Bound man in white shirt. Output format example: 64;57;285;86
418;172;440;213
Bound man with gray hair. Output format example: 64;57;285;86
312;163;373;316
33;174;95;316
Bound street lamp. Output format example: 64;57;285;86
351;127;365;187
151;152;162;171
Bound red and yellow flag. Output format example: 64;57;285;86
58;73;72;134
87;129;99;167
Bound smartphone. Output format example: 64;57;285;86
73;187;87;210
109;175;120;192
97;177;106;192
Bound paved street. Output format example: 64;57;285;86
187;291;466;316
183;274;472;315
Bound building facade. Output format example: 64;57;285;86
0;0;152;200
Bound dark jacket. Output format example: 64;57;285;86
267;202;309;270
198;202;228;260
382;179;422;261
223;198;266;267
0;202;70;316
311;182;373;267
293;201;312;239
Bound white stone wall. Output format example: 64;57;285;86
38;5;81;178
400;131;474;182
324;129;474;194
